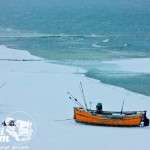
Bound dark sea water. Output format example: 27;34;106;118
0;0;150;96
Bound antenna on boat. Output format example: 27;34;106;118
121;100;125;115
90;102;92;111
79;82;88;110
67;91;84;109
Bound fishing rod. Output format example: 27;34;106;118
67;91;84;109
79;82;88;110
0;82;7;89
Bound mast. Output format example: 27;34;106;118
79;82;88;110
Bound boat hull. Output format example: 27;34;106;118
74;108;144;127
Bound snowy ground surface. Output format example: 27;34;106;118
103;58;150;73
0;45;150;150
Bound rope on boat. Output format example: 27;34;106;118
54;118;74;121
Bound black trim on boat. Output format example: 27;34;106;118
143;111;149;126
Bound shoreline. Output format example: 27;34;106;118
1;44;150;97
0;45;150;98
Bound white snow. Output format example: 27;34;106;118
0;45;150;150
0;45;41;60
103;58;150;73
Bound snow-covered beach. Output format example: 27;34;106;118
0;45;150;150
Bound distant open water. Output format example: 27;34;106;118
0;0;150;96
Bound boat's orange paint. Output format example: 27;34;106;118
74;108;143;126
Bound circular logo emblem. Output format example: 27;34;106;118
3;111;36;145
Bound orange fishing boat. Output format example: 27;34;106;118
67;83;149;127
74;107;149;127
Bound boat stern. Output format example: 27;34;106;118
143;111;149;126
